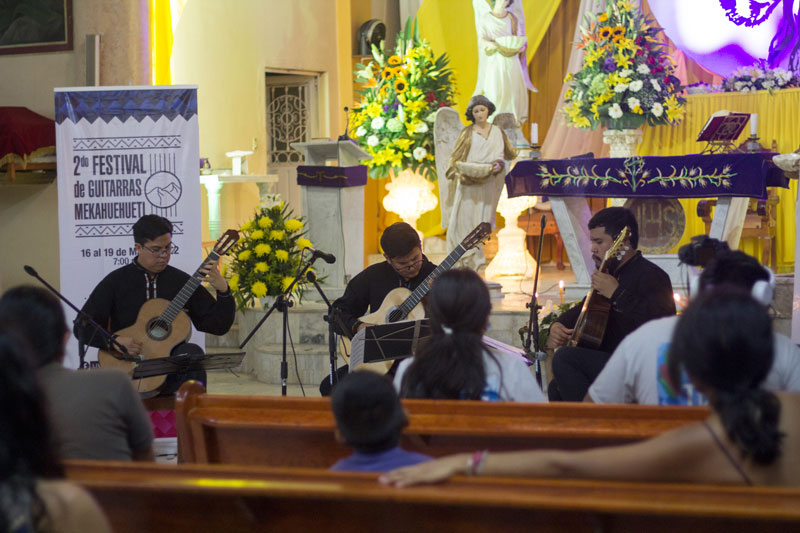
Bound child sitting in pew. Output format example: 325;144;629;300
330;371;431;472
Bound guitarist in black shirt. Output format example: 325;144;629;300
546;208;676;402
334;222;437;339
74;215;235;396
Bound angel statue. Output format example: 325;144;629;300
436;95;518;271
473;0;537;126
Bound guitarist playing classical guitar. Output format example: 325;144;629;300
321;222;437;393
545;207;675;402
74;215;235;396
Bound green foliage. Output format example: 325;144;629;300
224;196;314;311
562;0;685;130
351;17;456;181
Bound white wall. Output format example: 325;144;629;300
0;0;148;291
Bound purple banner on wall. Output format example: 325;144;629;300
506;153;787;199
296;165;368;188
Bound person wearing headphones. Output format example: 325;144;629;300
587;247;800;405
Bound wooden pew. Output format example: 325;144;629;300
175;381;709;467
64;459;800;533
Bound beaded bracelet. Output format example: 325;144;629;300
466;450;489;476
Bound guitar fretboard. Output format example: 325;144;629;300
397;244;465;318
158;251;220;324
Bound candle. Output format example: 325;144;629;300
673;292;684;313
750;113;757;136
531;123;539;145
559;280;565;305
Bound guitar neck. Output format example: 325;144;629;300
398;244;466;317
160;251;220;323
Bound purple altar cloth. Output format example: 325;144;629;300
296;165;368;188
506;153;787;199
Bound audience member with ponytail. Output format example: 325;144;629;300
395;269;544;402
0;329;111;532
381;290;800;487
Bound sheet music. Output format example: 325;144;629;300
349;328;366;369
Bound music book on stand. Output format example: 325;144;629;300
351;319;432;368
132;351;246;379
696;110;750;143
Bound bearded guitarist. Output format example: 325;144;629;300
322;222;437;393
74;215;235;396
545;207;675;402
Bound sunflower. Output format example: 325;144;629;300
611;26;625;37
392;66;406;77
394;78;409;93
387;55;402;66
598;13;608;22
598;27;612;40
382;66;394;80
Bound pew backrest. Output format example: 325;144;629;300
175;382;709;467
64;460;800;533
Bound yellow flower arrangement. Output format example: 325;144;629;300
255;243;271;257
562;0;685;130
284;219;303;232
352;18;455;181
225;195;314;310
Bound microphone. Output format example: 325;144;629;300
24;264;38;277
307;248;336;264
540;214;546;231
306;270;318;282
338;106;351;141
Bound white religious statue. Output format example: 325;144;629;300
435;96;517;270
473;0;537;126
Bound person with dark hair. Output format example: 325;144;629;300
332;222;437;341
589;249;800;404
442;94;516;269
547;207;675;401
0;286;154;461
74;214;235;396
324;222;437;394
396;269;544;402
330;371;431;472
0;329;111;532
380;291;800;487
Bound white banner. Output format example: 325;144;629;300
55;86;202;368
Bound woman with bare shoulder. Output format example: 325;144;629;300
382;290;800;487
0;331;111;532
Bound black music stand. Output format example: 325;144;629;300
354;319;432;369
132;351;246;379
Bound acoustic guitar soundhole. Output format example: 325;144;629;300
147;318;172;341
387;307;404;323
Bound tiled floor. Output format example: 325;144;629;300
207;368;308;397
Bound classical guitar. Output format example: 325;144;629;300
98;230;239;394
344;222;492;367
567;226;629;350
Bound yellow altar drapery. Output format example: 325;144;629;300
641;88;800;272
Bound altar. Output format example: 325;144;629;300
507;152;788;290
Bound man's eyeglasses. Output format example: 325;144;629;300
141;243;177;257
390;258;423;272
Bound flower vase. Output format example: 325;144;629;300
603;129;643;158
603;114;646;158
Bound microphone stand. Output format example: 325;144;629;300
23;265;137;367
305;270;347;389
238;256;318;396
519;216;548;387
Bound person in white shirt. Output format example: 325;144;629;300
394;269;545;402
588;250;800;405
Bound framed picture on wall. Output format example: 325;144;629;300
0;0;73;55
